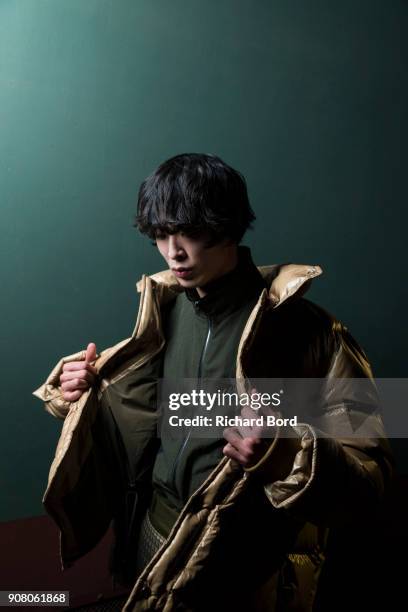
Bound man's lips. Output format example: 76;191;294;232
172;267;193;278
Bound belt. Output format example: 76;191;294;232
135;509;166;577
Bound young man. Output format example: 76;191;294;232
34;154;393;612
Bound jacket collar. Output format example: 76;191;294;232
136;251;322;308
183;246;267;320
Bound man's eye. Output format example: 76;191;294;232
155;233;167;240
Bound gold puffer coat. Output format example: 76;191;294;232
34;262;393;612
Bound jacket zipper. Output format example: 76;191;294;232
169;316;212;490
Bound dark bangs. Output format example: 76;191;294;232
134;153;255;245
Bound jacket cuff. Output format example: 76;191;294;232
33;384;71;419
244;426;302;482
33;348;92;419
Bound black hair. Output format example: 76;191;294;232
134;153;256;245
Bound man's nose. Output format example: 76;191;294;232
168;235;185;260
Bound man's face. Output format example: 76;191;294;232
155;229;238;296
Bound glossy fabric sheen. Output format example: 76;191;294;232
33;256;393;612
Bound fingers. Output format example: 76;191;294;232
60;376;92;401
60;368;95;384
62;389;84;402
223;427;265;467
223;426;243;446
222;438;264;467
85;342;97;364
240;405;260;430
60;376;93;391
59;343;98;402
223;386;277;467
62;342;97;372
222;442;248;465
62;361;98;376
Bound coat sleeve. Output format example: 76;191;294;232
32;349;92;418
245;319;395;526
32;337;161;568
32;347;106;418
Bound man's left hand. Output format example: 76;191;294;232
222;393;280;468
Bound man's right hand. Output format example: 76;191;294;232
60;342;98;402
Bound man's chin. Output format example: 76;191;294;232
175;277;196;288
172;274;203;291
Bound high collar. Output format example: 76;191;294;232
184;246;267;320
137;256;323;310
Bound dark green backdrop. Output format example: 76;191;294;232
1;0;407;520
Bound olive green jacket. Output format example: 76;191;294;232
33;262;393;612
